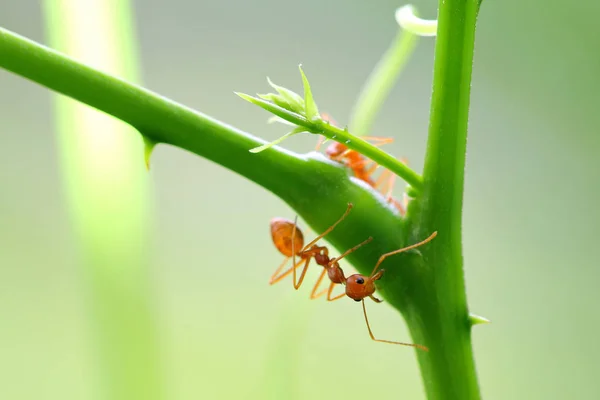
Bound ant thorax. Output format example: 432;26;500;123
314;251;330;267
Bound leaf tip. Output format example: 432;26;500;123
235;92;255;102
249;146;266;153
298;65;319;120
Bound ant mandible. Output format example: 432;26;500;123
317;230;438;351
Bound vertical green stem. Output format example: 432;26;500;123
405;0;480;399
42;1;163;399
349;30;417;135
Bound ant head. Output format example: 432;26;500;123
345;273;376;301
270;218;304;257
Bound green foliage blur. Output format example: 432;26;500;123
1;0;599;399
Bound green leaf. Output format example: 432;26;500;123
267;115;297;127
266;77;305;114
235;92;309;127
298;65;319;120
249;126;306;153
257;92;292;111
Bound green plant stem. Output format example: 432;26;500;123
0;26;405;243
404;0;481;399
0;17;482;399
42;1;163;399
0;26;424;193
0;28;281;191
239;94;423;190
349;30;417;136
314;121;423;189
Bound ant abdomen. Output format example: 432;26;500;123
270;218;304;257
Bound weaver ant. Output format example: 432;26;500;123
269;203;437;350
316;113;408;215
269;203;371;300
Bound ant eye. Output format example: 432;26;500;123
356;277;365;284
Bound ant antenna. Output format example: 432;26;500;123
330;236;374;264
362;300;429;351
370;231;438;277
301;203;354;250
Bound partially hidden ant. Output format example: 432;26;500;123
316;113;409;215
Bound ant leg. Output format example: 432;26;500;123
291;216;310;289
327;282;346;301
369;294;383;303
361;300;429;351
362;136;394;145
382;174;406;216
269;257;290;284
384;173;396;200
361;161;380;175
372;140;394;148
320;112;338;126
293;257;312;290
315;135;326;151
390;197;406;216
270;256;308;285
310;269;328;299
302;203;354;249
370;231;438;277
374;169;390;190
337;148;353;159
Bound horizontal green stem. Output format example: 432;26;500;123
0;27;303;193
0;26;412;278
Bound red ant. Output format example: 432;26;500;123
316;113;408;215
269;203;436;350
269;204;371;300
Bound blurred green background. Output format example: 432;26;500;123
1;0;599;399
